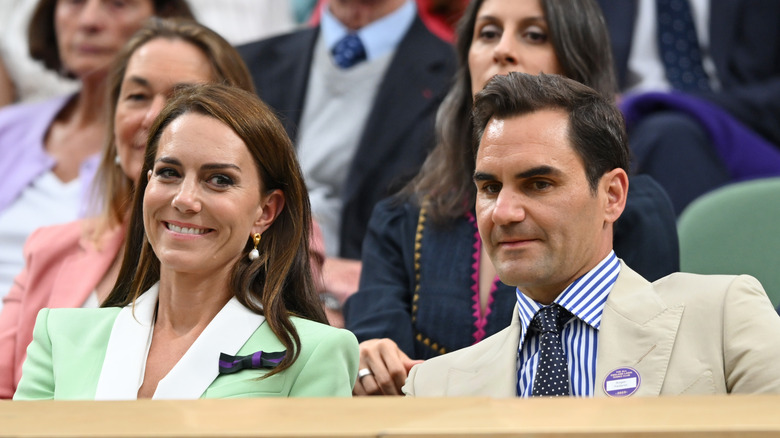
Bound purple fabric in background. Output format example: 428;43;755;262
0;94;100;217
619;91;780;181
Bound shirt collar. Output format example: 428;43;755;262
516;251;620;342
321;0;416;61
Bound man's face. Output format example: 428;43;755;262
329;0;406;30
473;109;623;304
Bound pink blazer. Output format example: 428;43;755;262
0;219;124;399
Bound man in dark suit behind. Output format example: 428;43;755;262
596;0;780;214
238;0;456;313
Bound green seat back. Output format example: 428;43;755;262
678;178;780;307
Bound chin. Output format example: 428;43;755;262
495;262;538;288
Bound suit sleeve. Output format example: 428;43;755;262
13;308;55;400
288;327;359;397
0;226;42;399
343;198;419;356
402;363;420;397
722;275;780;393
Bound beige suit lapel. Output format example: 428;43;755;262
444;308;521;397
595;262;683;397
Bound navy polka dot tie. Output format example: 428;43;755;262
332;33;367;69
530;304;572;397
656;0;712;92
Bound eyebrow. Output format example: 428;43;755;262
125;76;150;88
475;15;547;24
155;157;241;172
201;163;241;172
516;165;557;179
125;77;200;92
473;165;557;182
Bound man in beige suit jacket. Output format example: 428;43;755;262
403;73;780;398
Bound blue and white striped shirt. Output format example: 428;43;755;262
515;251;620;397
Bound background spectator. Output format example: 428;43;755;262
238;0;456;325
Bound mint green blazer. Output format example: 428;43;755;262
14;306;358;400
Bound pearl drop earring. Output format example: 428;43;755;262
248;233;261;261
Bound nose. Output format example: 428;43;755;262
171;177;202;214
141;95;167;130
493;32;519;66
77;0;106;32
491;188;526;226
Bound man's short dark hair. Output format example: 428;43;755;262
472;72;629;193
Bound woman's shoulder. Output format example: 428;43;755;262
27;218;88;242
289;317;358;347
372;194;422;221
42;306;121;320
23;218;102;258
366;195;427;240
0;94;71;127
35;307;121;335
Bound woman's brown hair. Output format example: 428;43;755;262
102;84;326;377
401;0;617;223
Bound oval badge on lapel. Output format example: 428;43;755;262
603;367;641;397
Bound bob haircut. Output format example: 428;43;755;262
402;0;616;223
90;17;255;240
102;84;326;377
28;0;194;74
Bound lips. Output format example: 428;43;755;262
74;42;110;53
495;236;540;248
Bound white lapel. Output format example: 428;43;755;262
95;284;159;400
153;296;265;399
94;284;265;400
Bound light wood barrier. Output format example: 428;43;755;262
1;395;780;437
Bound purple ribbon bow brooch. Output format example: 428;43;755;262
218;350;286;375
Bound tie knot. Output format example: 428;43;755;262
530;304;571;334
332;33;367;69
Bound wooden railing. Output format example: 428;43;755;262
2;395;779;437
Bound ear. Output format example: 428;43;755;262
602;168;628;225
147;169;152;181
252;189;285;235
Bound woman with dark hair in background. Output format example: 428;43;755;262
345;0;678;395
14;84;358;399
0;0;193;303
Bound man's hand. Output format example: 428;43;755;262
353;338;423;396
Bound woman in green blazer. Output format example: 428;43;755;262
15;83;358;400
